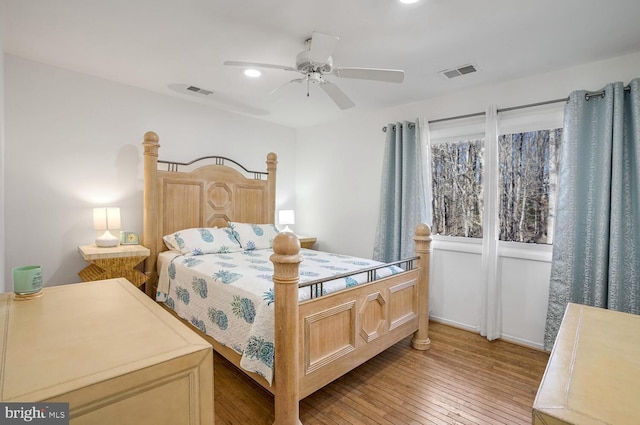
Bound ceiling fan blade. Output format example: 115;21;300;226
332;67;405;83
267;78;304;96
308;32;339;64
223;60;298;72
319;80;355;110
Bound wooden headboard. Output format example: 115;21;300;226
141;131;278;296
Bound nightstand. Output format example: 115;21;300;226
298;236;317;249
78;244;150;287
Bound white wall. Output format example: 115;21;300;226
295;51;640;349
4;47;640;348
0;3;5;293
4;55;296;291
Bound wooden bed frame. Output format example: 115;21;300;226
141;131;432;425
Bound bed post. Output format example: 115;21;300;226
411;223;432;350
266;152;277;224
142;131;160;297
270;232;303;425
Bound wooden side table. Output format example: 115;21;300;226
78;244;150;287
298;236;317;249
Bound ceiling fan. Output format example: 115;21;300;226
224;32;405;110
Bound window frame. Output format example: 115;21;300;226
426;103;564;260
497;127;562;244
429;115;486;240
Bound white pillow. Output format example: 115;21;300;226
163;227;243;255
228;222;280;250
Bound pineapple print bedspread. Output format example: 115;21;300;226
156;248;402;385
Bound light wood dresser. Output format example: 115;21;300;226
0;278;214;425
533;303;640;425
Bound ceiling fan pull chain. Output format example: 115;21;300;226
307;78;310;97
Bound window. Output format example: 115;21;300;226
498;128;562;244
431;139;484;238
429;110;563;245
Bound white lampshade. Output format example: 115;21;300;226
93;207;121;230
278;209;295;233
93;207;121;247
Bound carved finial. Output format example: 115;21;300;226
143;131;160;156
267;152;278;171
144;131;159;143
273;232;300;255
270;232;302;284
415;223;431;237
414;223;432;254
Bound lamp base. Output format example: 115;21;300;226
281;225;293;233
96;230;119;247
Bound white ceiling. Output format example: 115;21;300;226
4;0;640;128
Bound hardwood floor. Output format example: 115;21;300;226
213;322;550;424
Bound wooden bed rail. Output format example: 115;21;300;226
270;224;432;425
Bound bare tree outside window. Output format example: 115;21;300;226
430;129;562;244
431;139;484;237
498;128;562;244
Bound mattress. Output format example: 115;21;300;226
156;248;401;383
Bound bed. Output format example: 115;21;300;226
141;131;432;425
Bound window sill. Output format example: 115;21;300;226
432;235;482;255
498;241;552;262
431;235;553;262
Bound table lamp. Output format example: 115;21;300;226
278;209;295;233
94;207;121;247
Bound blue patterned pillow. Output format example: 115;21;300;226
228;222;280;250
163;227;243;255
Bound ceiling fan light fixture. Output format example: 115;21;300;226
399;0;420;4
244;69;261;78
223;31;404;110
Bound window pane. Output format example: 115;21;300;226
498;128;562;244
431;139;484;238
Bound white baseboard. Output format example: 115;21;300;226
499;333;544;351
429;316;477;332
429;316;546;351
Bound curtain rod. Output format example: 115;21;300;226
382;122;416;132
381;85;632;132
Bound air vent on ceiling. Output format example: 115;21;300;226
440;64;477;79
186;85;213;96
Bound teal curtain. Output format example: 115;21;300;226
373;120;427;262
544;78;640;351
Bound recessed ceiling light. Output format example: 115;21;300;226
399;0;420;3
244;69;261;78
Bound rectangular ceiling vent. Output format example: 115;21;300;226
186;85;213;96
440;64;477;79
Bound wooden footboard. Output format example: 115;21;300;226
159;229;432;425
270;226;431;425
297;267;421;398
